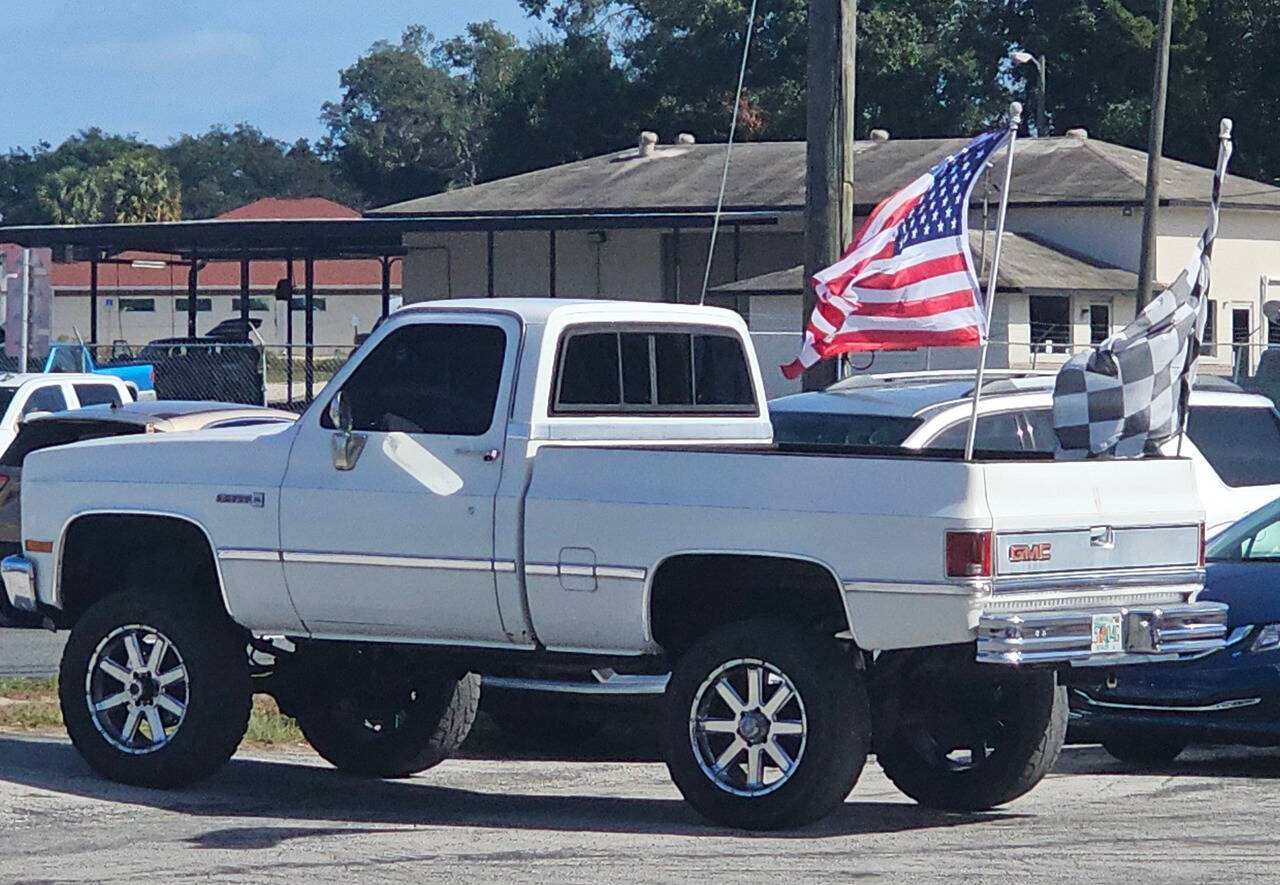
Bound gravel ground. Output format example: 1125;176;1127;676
2;732;1279;884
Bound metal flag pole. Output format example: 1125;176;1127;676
964;102;1023;461
1176;117;1233;457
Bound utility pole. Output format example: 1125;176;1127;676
1136;0;1175;309
803;0;856;391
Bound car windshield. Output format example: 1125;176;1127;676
770;410;922;448
1206;498;1280;562
0;389;15;418
1187;405;1280;487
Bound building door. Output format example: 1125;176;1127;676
1231;304;1254;379
1088;303;1111;345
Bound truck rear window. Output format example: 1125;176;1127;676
1188;405;1280;487
554;328;756;415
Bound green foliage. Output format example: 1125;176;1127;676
163;124;358;218
35;143;181;224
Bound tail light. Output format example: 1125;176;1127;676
149;368;156;385
0;473;8;493
1198;522;1206;567
946;530;992;578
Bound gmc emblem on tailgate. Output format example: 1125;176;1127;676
1008;542;1052;563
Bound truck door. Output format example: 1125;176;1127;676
278;313;520;643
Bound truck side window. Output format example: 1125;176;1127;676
21;386;68;417
74;383;123;407
323;323;506;436
49;347;86;373
554;327;756;414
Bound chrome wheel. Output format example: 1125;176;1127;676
85;624;189;755
689;657;808;797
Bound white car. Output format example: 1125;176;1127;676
3;300;1225;830
770;370;1279;537
0;374;134;457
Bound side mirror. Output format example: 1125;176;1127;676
328;391;353;433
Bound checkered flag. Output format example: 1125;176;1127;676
1053;119;1233;457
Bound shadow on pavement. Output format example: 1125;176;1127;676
0;734;1021;839
1057;743;1280;779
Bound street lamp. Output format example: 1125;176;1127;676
1010;51;1047;136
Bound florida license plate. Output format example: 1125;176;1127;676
1091;613;1124;653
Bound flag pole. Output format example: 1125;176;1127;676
964;102;1023;461
1176;116;1233;457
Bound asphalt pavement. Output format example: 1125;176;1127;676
0;627;65;677
1;734;1278;883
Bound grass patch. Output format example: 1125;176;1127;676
0;677;306;746
243;695;305;747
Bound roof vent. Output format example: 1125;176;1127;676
638;131;659;157
675;132;696;145
869;128;890;142
1065;128;1089;139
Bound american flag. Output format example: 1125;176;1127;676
782;130;1011;379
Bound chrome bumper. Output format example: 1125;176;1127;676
1;554;37;614
976;601;1230;665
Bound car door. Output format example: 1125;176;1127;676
278;313;520;643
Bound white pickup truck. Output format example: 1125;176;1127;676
3;299;1228;829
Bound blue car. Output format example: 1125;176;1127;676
1067;498;1280;763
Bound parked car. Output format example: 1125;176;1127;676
204;317;263;341
1;300;1224;830
0;374;134;457
0;343;157;400
768;370;1280;537
137;337;262;405
0;400;295;626
1066;497;1280;763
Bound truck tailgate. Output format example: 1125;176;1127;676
980;457;1203;583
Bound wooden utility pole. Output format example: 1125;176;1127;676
803;0;856;391
1136;0;1175;309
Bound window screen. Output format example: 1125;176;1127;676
74;384;123;407
323;323;506;436
554;328;755;414
1188;405;1280;487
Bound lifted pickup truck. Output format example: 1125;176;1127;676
3;299;1228;829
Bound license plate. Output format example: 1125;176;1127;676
1091;613;1124;653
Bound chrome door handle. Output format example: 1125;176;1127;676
456;447;501;462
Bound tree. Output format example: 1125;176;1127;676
36;165;104;224
480;33;639;180
321;25;490;206
100;151;182;222
164;124;358;218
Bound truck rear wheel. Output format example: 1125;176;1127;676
661;619;869;830
59;589;251;788
295;672;480;778
876;669;1066;811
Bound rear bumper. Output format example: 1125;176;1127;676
976;602;1230;664
0;554;37;615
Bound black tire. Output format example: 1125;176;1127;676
662;619;870;830
59;589;251;788
295;672;480;778
877;669;1067;811
1101;731;1186;765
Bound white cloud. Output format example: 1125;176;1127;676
68;29;262;68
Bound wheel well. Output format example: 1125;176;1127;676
56;514;223;628
648;554;849;655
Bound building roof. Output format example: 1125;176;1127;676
709;230;1141;296
371;134;1280;217
35;197;402;291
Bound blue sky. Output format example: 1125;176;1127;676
8;1;538;152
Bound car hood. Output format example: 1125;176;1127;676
23;423;297;490
1200;560;1280;628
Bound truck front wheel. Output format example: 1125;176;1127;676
661;619;870;830
59;589;251;788
876;669;1066;811
294;672;480;778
